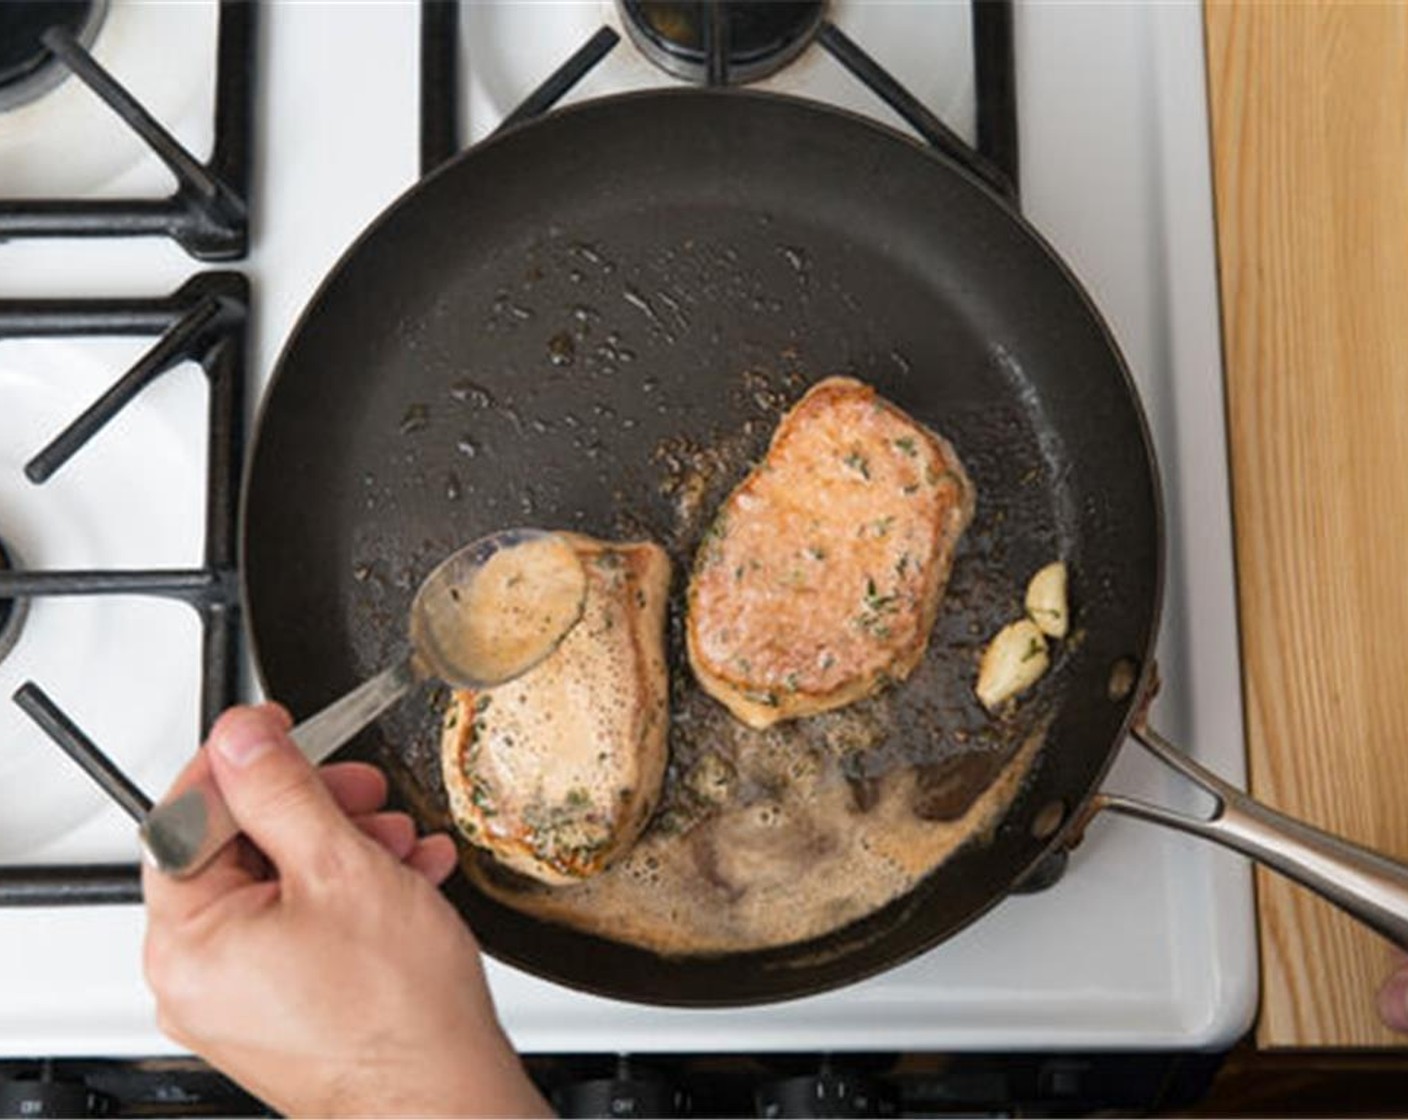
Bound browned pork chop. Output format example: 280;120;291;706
441;535;670;885
687;377;975;729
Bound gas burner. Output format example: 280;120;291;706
0;0;107;113
619;0;825;86
0;537;26;668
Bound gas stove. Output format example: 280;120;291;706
0;1;1254;1114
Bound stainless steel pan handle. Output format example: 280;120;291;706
1093;724;1408;948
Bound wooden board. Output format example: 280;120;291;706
1205;1;1408;1047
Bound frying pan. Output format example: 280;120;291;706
243;90;1408;1005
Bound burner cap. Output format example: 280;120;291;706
619;0;825;86
0;537;28;668
0;0;108;113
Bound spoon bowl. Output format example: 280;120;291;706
141;528;588;876
409;527;588;690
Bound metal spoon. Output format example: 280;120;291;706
140;528;588;877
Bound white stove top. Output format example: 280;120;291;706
0;0;1255;1056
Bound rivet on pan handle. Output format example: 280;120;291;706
1091;721;1408;950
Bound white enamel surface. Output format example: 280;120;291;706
0;1;216;199
0;341;204;859
461;1;974;145
0;0;1254;1056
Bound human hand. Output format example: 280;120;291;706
1378;950;1408;1033
142;703;551;1118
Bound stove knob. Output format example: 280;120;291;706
0;1077;107;1118
553;1070;686;1118
755;1071;894;1118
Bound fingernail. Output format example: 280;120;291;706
256;701;294;732
213;710;279;768
1377;972;1408;1031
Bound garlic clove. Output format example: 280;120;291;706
1025;561;1069;639
976;618;1050;711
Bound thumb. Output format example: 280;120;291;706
1377;963;1408;1033
205;704;352;875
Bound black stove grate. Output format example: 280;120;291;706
0;0;108;113
619;1;826;88
0;273;247;906
0;0;255;261
417;0;1019;201
0;1;1020;908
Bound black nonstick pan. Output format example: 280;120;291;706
243;90;1408;1005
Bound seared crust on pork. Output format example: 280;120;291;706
686;377;974;729
441;535;670;885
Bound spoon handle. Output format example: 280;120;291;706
289;656;418;764
140;658;418;878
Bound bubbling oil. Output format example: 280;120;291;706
462;696;1046;955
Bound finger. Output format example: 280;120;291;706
231;835;273;881
141;703;290;923
406;833;459;885
354;811;418;861
320;762;389;817
154;702;291;806
203;704;355;881
142;856;255;927
1378;964;1408;1033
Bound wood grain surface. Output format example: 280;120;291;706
1206;0;1408;1048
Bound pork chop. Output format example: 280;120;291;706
687;377;975;729
441;534;670;885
